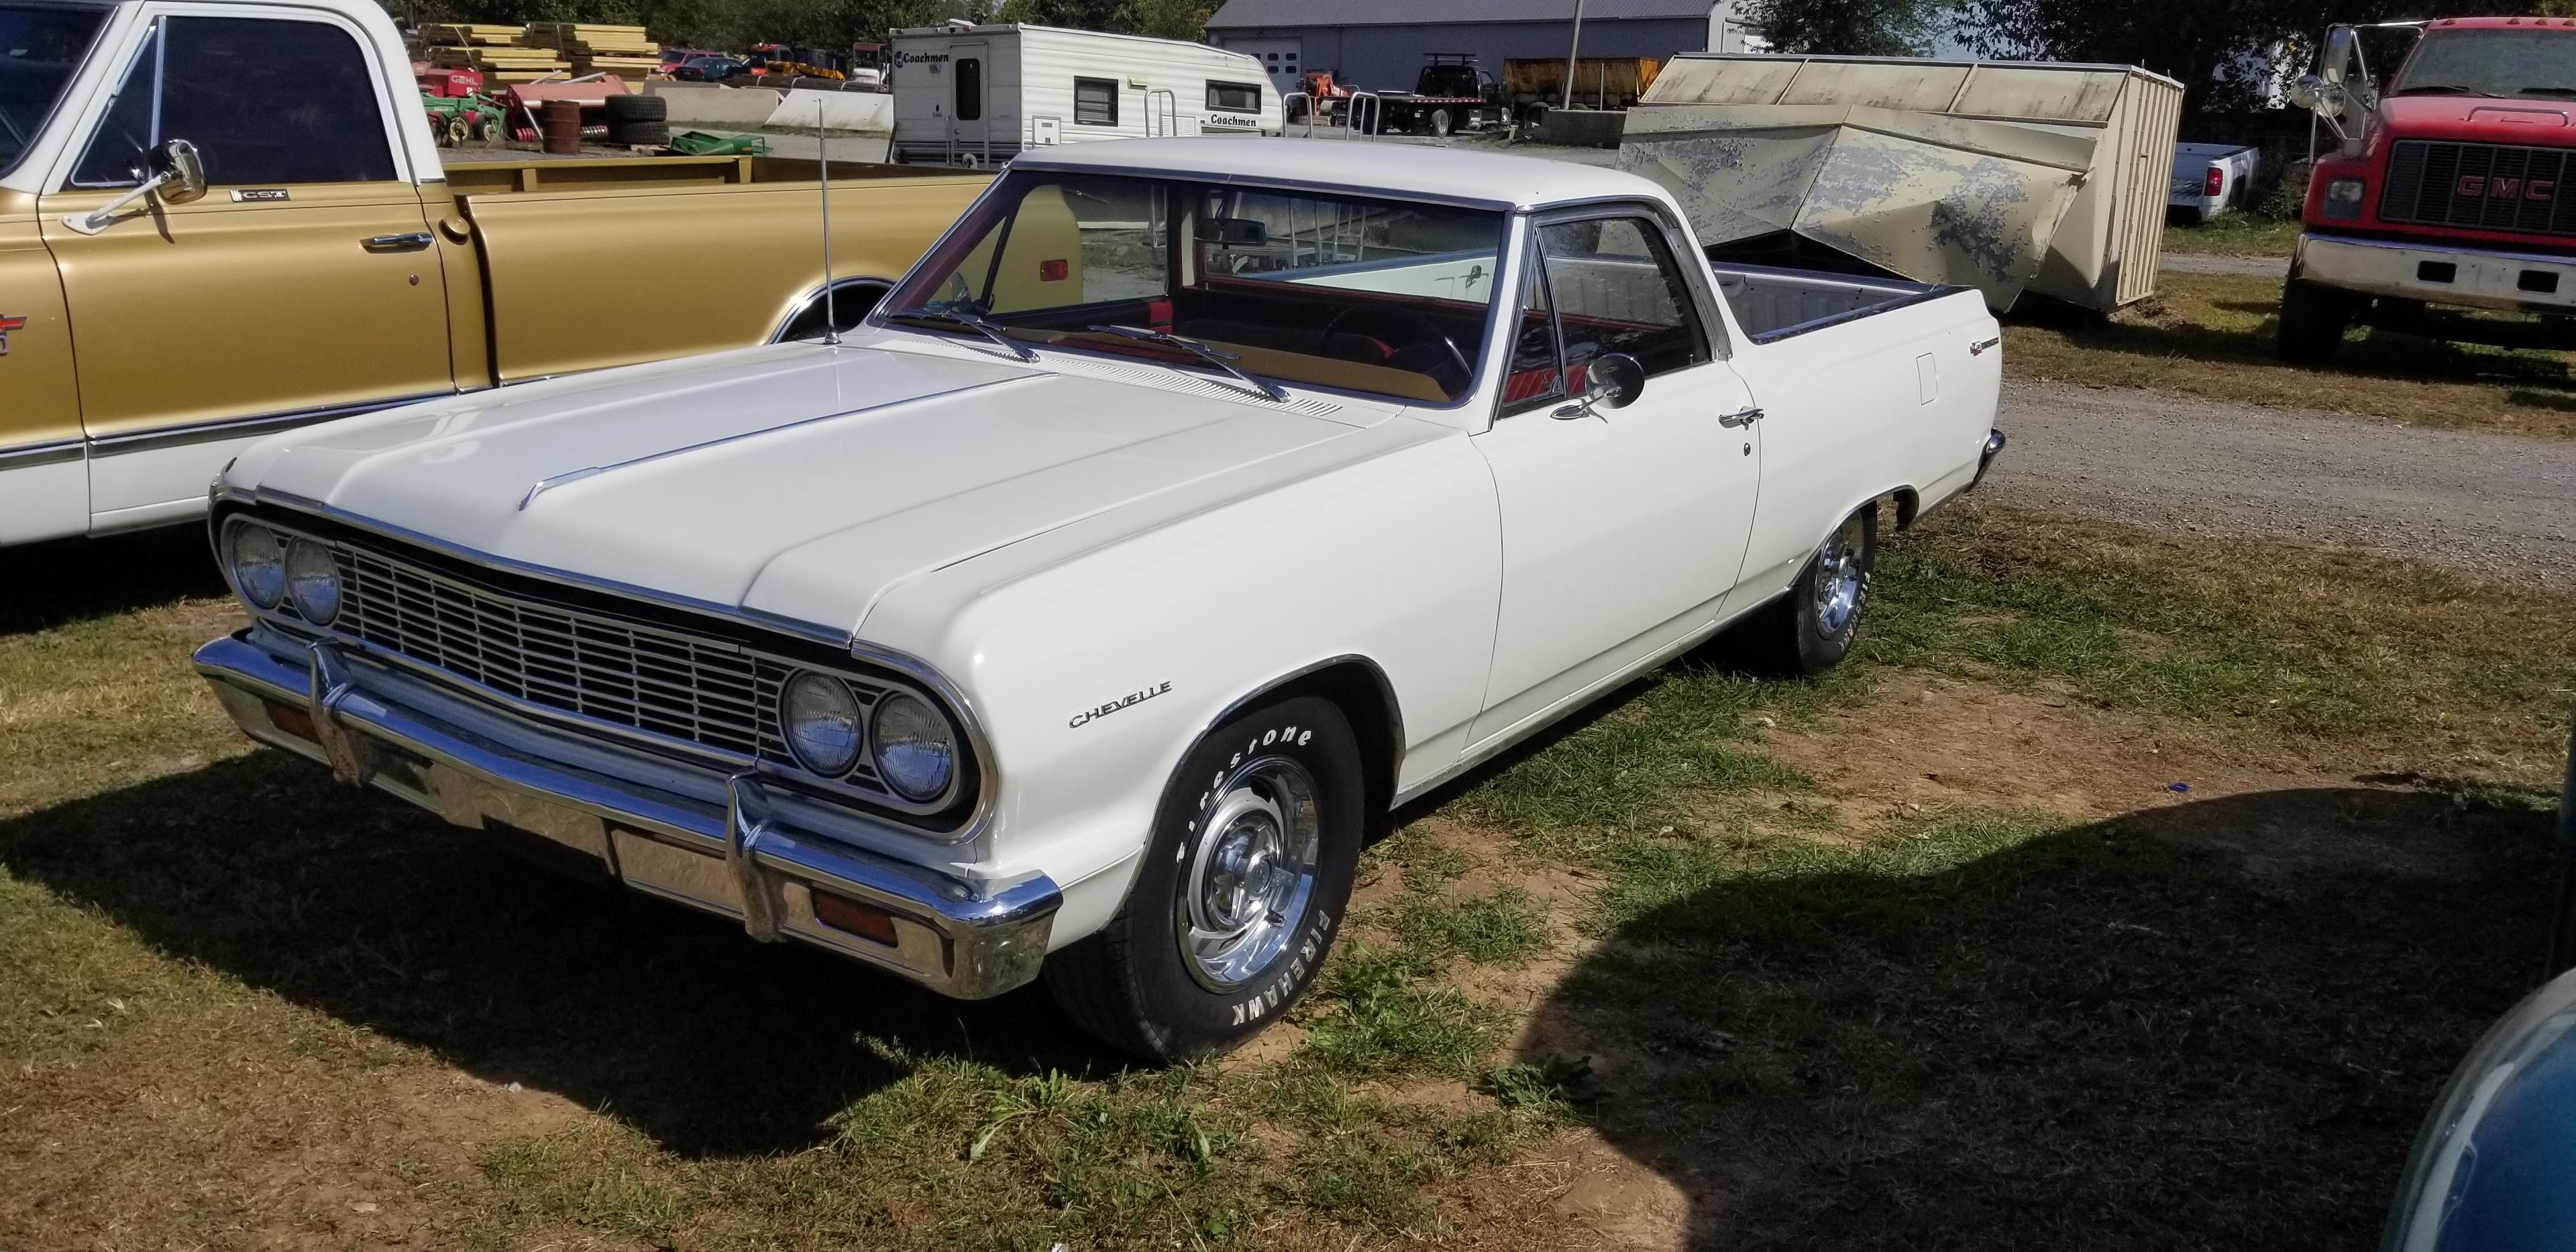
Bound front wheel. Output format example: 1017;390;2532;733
2277;278;2355;363
1752;504;1878;675
1045;695;1364;1062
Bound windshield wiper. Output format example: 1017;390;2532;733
2392;83;2477;95
2520;86;2576;97
885;300;1038;362
1085;325;1288;402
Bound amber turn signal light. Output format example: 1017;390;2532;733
810;889;900;946
265;700;318;743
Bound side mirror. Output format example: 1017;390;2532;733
59;137;207;235
1587;353;1645;408
2288;74;2323;111
152;139;207;205
2320;26;2359;87
1553;352;1646;419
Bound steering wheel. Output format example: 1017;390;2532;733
1321;305;1472;382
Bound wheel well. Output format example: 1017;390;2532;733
1889;487;1922;530
1225;659;1401;821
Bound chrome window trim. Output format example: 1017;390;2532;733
215;494;996;842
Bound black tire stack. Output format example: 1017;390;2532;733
603;93;670;149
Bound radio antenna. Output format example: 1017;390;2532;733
818;101;839;347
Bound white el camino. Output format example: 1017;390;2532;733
195;139;2006;1060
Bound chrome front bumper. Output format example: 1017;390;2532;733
2296;233;2576;314
194;629;1059;999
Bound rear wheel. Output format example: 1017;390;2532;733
1752;504;1877;675
1046;695;1364;1062
1429;107;1454;137
2277;278;2355;363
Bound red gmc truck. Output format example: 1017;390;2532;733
2280;17;2576;361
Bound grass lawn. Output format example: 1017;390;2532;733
3;508;2571;1249
2162;213;2302;258
2004;271;2576;437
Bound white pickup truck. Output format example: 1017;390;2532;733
195;139;2006;1060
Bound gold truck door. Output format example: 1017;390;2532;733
39;12;451;530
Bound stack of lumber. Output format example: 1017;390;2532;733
419;23;521;46
524;23;661;79
421;25;569;83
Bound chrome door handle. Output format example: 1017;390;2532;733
1719;406;1764;428
362;232;434;253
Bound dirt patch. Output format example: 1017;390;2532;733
1758;671;2491;877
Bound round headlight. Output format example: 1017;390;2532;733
285;538;340;624
227;522;286;609
871;692;957;803
782;671;865;777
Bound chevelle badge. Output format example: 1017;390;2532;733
1070;681;1171;728
0;314;21;355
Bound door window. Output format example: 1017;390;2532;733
1074;76;1118;126
954;57;981;121
71;16;394;188
1501;260;1565;414
1534;216;1707;377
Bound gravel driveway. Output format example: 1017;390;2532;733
1981;382;2576;587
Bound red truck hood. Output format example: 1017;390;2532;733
2379;95;2576;144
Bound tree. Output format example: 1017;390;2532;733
1742;0;1940;56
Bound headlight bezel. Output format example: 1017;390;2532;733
870;690;961;805
2322;176;2368;221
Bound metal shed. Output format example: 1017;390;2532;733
1625;53;2184;310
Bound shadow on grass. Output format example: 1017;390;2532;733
0;525;228;638
1525;786;2558;1251
0;752;1101;1158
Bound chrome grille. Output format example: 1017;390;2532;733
2381;139;2576;237
329;544;883;784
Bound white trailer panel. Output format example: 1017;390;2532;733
890;24;1283;166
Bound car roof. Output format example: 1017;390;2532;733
1007;137;1672;212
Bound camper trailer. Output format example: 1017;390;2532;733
890;23;1283;166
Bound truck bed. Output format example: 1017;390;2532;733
1710;262;1953;343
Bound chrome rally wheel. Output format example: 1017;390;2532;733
1177;756;1321;991
1812;512;1868;638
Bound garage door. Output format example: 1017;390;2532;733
1224;38;1303;97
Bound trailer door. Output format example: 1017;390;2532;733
949;40;991;164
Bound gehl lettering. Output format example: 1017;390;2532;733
2457;175;2557;201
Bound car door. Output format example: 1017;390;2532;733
1467;208;1762;748
38;8;451;530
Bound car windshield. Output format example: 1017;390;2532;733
0;4;109;177
879;170;1507;404
2392;29;2576;97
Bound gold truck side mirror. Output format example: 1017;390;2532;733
152;139;207;205
61;137;208;235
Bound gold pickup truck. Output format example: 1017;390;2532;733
0;0;987;545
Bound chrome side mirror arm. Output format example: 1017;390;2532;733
60;138;205;235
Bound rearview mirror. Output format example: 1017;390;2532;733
1203;217;1269;246
152;139;206;205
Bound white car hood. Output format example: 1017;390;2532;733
228;337;1380;635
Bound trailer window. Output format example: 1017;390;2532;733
1075;76;1118;126
1207;80;1261;111
954;57;980;121
72;15;394;188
